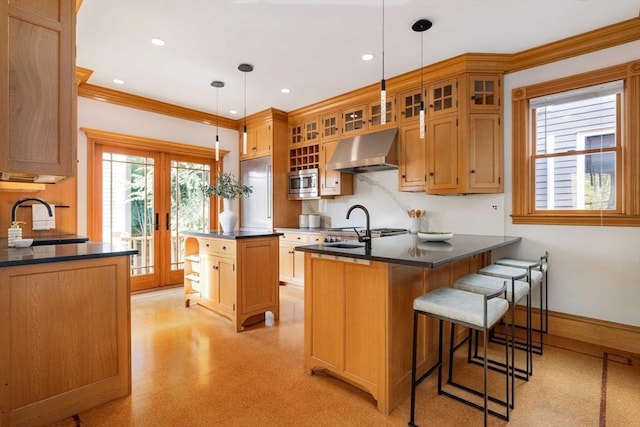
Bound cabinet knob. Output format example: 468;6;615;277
334;181;339;185
213;265;219;270
429;104;434;109
205;243;210;247
429;172;434;176
470;169;476;174
401;175;406;178
222;246;227;250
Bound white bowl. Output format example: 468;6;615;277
417;232;453;242
13;238;34;248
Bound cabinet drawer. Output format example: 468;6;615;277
280;232;322;245
201;239;236;255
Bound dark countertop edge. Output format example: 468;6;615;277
295;235;522;269
182;230;284;240
0;249;138;268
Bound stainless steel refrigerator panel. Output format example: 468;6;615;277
240;156;272;229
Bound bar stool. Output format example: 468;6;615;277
479;263;543;357
408;284;510;427
453;272;530;409
496;252;549;354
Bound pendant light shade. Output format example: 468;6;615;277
210;80;224;161
412;18;432;139
380;0;386;125
238;63;254;155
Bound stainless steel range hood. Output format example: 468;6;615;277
326;128;398;173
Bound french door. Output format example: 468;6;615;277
86;130;218;292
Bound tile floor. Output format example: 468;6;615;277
49;286;640;426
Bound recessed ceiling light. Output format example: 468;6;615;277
112;78;125;85
229;110;238;115
362;53;375;61
150;38;166;47
281;88;290;94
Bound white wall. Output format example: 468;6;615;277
76;97;240;236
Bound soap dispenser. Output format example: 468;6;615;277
8;221;25;247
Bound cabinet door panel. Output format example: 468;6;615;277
427;116;458;192
399;124;426;191
217;257;236;314
309;258;344;369
468;114;501;191
344;262;385;384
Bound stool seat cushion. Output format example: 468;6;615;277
496;258;548;273
413;287;509;329
454;273;530;303
479;264;543;287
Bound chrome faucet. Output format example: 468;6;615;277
11;197;53;223
346;204;371;250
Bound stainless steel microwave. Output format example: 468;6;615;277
288;168;319;200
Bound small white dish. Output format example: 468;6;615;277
13;238;34;248
417;231;453;242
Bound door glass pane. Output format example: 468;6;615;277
102;152;155;276
170;160;211;271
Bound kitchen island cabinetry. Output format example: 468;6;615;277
278;230;323;289
0;243;136;427
299;233;519;414
0;0;76;180
183;231;281;332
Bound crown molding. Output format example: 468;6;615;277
77;83;239;130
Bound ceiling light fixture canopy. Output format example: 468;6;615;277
238;63;254;155
412;18;432;139
211;80;224;162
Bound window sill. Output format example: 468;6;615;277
510;214;640;227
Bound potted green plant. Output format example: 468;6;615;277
203;173;252;233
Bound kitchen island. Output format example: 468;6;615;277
0;241;137;427
183;230;282;332
297;233;520;414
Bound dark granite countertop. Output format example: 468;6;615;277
0;241;138;267
183;229;284;240
296;233;521;268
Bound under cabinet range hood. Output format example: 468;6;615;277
326;128;399;173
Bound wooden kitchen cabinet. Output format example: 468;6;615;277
321;113;339;140
398;87;425;125
319;139;353;197
184;235;280;332
304;251;491;414
368;95;396;130
0;255;131;426
240;120;272;160
278;231;323;289
289;117;319;146
398;123;426;191
0;0;77;180
340;104;367;136
425;73;503;194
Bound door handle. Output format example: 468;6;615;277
155;213;159;231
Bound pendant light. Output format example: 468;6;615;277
238;63;254;154
380;0;386;125
412;18;432;139
210;80;224;161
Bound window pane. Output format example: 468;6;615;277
534;95;617;155
535;152;616;210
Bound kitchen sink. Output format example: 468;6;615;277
325;243;364;249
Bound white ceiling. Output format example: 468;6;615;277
76;0;640;120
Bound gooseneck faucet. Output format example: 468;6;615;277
346;204;371;250
11;197;53;223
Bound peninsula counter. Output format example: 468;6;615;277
296;233;520;414
0;241;137;426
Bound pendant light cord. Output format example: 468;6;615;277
381;0;385;81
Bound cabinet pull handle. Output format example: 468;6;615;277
166;213;170;231
401;175;406;178
155;213;159;231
